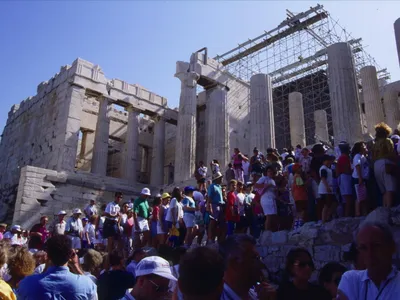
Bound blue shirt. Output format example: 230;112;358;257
181;197;196;214
208;183;224;205
17;266;97;300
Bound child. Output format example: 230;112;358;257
318;155;336;223
292;163;308;229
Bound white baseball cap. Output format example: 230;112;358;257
58;210;67;216
135;256;177;281
72;208;82;214
11;225;21;232
141;187;151;196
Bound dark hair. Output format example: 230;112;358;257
109;251;122;267
351;141;364;158
296;144;302;149
115;192;123;197
179;247;224;296
153;197;162;206
219;234;256;268
338;142;350;155
46;235;73;266
319;262;347;285
228;163;233;168
285;247;314;277
213;159;219;164
171;246;187;266
171;187;182;202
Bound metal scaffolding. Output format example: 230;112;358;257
214;4;390;149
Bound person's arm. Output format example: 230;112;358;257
30;225;42;237
320;169;331;193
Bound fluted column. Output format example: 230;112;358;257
206;85;229;169
314;110;329;143
327;42;363;144
288;92;306;147
150;116;166;186
122;106;140;183
250;74;275;153
174;66;199;182
394;18;400;67
384;88;400;130
91;96;110;175
360;66;385;134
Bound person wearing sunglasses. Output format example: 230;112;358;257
319;262;347;300
120;256;177;300
277;247;331;300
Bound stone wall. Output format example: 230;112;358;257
13;166;151;229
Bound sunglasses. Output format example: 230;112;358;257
294;261;314;269
148;279;169;293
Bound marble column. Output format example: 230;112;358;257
174;68;199;182
384;88;400;130
206;85;229;169
327;42;363;144
150;116;166;186
288;92;306;147
91;96;110;175
250;73;275;153
314;110;329;143
122;106;140;183
394;18;400;67
360;66;384;134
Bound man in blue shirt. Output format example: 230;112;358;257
207;172;225;244
18;235;97;300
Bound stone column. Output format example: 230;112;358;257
91;96;110;175
394;18;400;67
327;42;363;144
360;66;385;134
250;73;275;153
384;89;400;130
314;110;329;143
288;92;306;147
150;116;166;186
174;69;199;183
122;106;140;183
205;85;229;170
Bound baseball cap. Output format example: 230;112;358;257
58;210;67;216
141;188;151;196
11;225;21;232
184;186;195;193
73;208;82;214
135;256;177;281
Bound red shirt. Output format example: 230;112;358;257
226;191;240;222
336;154;351;175
152;206;160;221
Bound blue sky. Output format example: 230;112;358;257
0;1;399;133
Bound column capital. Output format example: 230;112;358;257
175;71;200;88
125;105;141;114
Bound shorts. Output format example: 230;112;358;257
68;236;81;249
338;174;353;196
136;217;150;232
374;159;397;193
157;221;167;234
102;219;119;238
183;213;195;228
151;220;158;237
261;196;277;216
197;178;206;184
211;204;222;220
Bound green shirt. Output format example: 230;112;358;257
133;197;150;218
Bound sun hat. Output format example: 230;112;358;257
58;210;67;216
72;208;82;215
184;186;195;193
161;193;171;199
135;256;177;281
212;172;223;181
0;223;7;228
141;187;151;196
11;225;21;232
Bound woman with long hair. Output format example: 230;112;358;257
157;193;170;246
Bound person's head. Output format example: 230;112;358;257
212;159;219;164
264;166;275;178
351;141;367;157
285;247;314;283
228;163;233;169
132;248;147;263
82;218;88;226
132;256;177;300
285;157;294;165
219;234;263;290
301;148;309;157
115;192;123;203
245;183;253;194
253;147;259;155
72;208;82;219
171;187;182;202
109;251;123;269
46;235;73;266
82;249;103;275
338;142;350;155
266;148;273;154
292;163;302;175
375;122;392;139
212;172;223;185
184;186;195;197
57;211;67;222
179;247;224;300
121;202;129;213
296;144;302;149
319;262;347;298
229;180;237;192
282;148;288;153
356;221;396;274
199;161;204;167
311;144;325;156
0;223;7;233
8;246;35;282
236;181;244;193
11;225;21;234
343;242;365;270
161;193;171;205
153;197;162;207
33;250;47;266
322;155;334;167
40;216;48;226
90;199;95;206
234;148;239;154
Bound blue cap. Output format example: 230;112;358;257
184;186;195;193
82;217;88;221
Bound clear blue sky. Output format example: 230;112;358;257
0;1;399;133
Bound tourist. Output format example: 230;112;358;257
120;256;177;300
231;148;248;183
151;195;161;248
157;193;170;245
226;180;240;236
83;215;97;249
178;247;224;300
181;186;196;248
371;122;397;208
66;208;84;250
242;154;250;183
210;159;220;175
103;192;122;253
126;248;147;279
281;148;289;161
7;246;35;292
295;144;302;160
249;147;265;183
338;222;400;300
219;234;276;300
225;163;235;186
292;163;308;227
18;235;97;299
0;224;7;241
29;216;50;250
235;181;248;234
207;172;225;244
310;144;325;220
49;210;67;236
84;199;98;218
196;161;208;192
299;148;311;174
0;242;15;300
254;166;277;231
319;262;347;299
133;188;151;248
193;191;206;246
318;155;335;223
82;249;103;283
165;187;184;247
277;247;330;300
97;251;135;300
351;142;369;216
336;142;354;217
6;225;25;246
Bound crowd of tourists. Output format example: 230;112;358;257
0;121;399;299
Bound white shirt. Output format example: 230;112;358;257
193;191;205;203
84;204;98;217
105;201;120;221
338;268;400;300
66;217;83;235
352;154;369;179
318;165;333;194
281;152;289;161
119;290;135;300
236;193;246;216
242;161;250;176
84;223;96;243
256;176;276;200
10;234;25;246
165;198;183;228
198;166;207;178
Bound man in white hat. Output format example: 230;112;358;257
133;188;151;248
5;225;25;246
207;172;225;245
65;208;83;250
120;256;177;300
49;210;67;237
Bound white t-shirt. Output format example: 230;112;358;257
84;223;96;244
256;176;276;203
352;154;369;179
198;166;207;178
318;165;333;194
236;193;246;216
242;161;250;176
193;191;205;203
165;198;183;228
84;204;98;217
105;202;120;221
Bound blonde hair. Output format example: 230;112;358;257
8;246;35;278
375;122;392;139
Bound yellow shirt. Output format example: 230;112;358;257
0;279;16;300
372;138;394;161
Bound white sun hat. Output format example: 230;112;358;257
141;187;151;196
135;256;177;281
72;208;82;215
